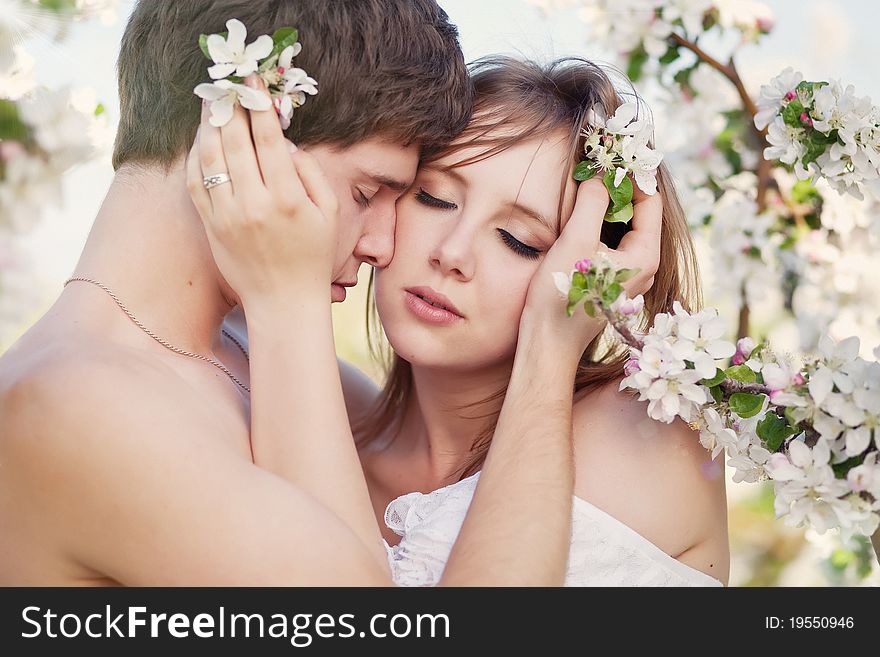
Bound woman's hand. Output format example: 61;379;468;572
521;176;663;357
186;76;338;307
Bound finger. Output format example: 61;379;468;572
243;76;300;194
291;150;339;220
219;98;265;195
186;126;213;216
198;101;235;207
556;178;609;258
615;191;662;262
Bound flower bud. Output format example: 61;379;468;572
575;258;592;273
784;91;796;102
624;358;641;376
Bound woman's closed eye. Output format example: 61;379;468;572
415;188;458;210
497;228;542;260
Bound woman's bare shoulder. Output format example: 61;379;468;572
571;379;729;580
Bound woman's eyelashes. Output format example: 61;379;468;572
415;187;458;210
497;229;542;260
416;188;542;260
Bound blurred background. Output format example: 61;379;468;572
1;0;878;585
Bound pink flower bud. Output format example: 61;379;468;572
792;373;805;386
0;140;25;162
757;17;775;33
736;337;756;360
575;258;592;273
799;112;812;127
731;352;745;366
624;358;641;376
784;91;796;102
278;67;286;74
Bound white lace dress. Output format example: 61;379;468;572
383;472;723;587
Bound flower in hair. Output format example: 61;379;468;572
193;19;318;128
573;102;663;223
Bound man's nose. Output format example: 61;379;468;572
355;204;396;268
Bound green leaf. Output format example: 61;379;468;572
271;27;299;58
710;385;724;404
790;179;820;204
604;169;634;211
94;103;105;117
627;46;649;83
659;45;680;65
725;364;758;383
583;302;597;318
729;392;766;419
568;286;586;306
615;267;640;284
831;454;865;479
756;413;794;452
571;271;587;290
701;368;727;387
601;282;624;307
573;160;597;182
0;100;28;141
782;99;805;128
802;134;827;166
606;202;634;224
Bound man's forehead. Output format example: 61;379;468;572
338;138;419;188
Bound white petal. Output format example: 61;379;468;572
606;103;638;133
237;87;273;111
225;18;247;52
809;367;834;405
787;440;813;468
208;96;235;127
613;166;627;188
845;427;871;457
836;336;861;362
206;34;234;63
193;83;230;101
207;63;236;80
234;60;259;78
244;34;274;62
279;45;295;69
552;272;571;297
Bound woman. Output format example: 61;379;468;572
352;58;730;586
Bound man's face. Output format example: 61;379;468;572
305;138;419;302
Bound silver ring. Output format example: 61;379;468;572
203;172;231;190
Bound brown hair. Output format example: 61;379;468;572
356;57;701;478
113;0;472;170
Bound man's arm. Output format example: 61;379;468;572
4;364;389;586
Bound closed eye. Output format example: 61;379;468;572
497;228;541;260
355;188;373;209
415;188;458;210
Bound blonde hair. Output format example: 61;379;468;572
356;57;701;478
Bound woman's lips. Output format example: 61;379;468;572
404;290;464;325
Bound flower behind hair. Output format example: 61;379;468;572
193;19;318;128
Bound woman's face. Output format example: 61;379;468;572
374;129;576;372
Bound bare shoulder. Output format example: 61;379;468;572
571;379;730;584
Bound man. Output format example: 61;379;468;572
0;0;585;585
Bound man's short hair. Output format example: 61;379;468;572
113;0;472;170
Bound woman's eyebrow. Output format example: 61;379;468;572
503;201;555;234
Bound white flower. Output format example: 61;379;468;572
552;271;573;297
670;305;735;378
206;18;274;80
754;67;803;130
610;291;644;316
194;79;272;127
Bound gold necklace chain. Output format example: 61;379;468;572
64;277;251;393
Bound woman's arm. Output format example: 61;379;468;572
441;180;663;585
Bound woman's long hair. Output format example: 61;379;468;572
355;56;702;479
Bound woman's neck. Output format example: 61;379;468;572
395;362;513;485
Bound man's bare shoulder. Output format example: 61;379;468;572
0;334;247;465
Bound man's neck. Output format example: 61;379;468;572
68;161;233;356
